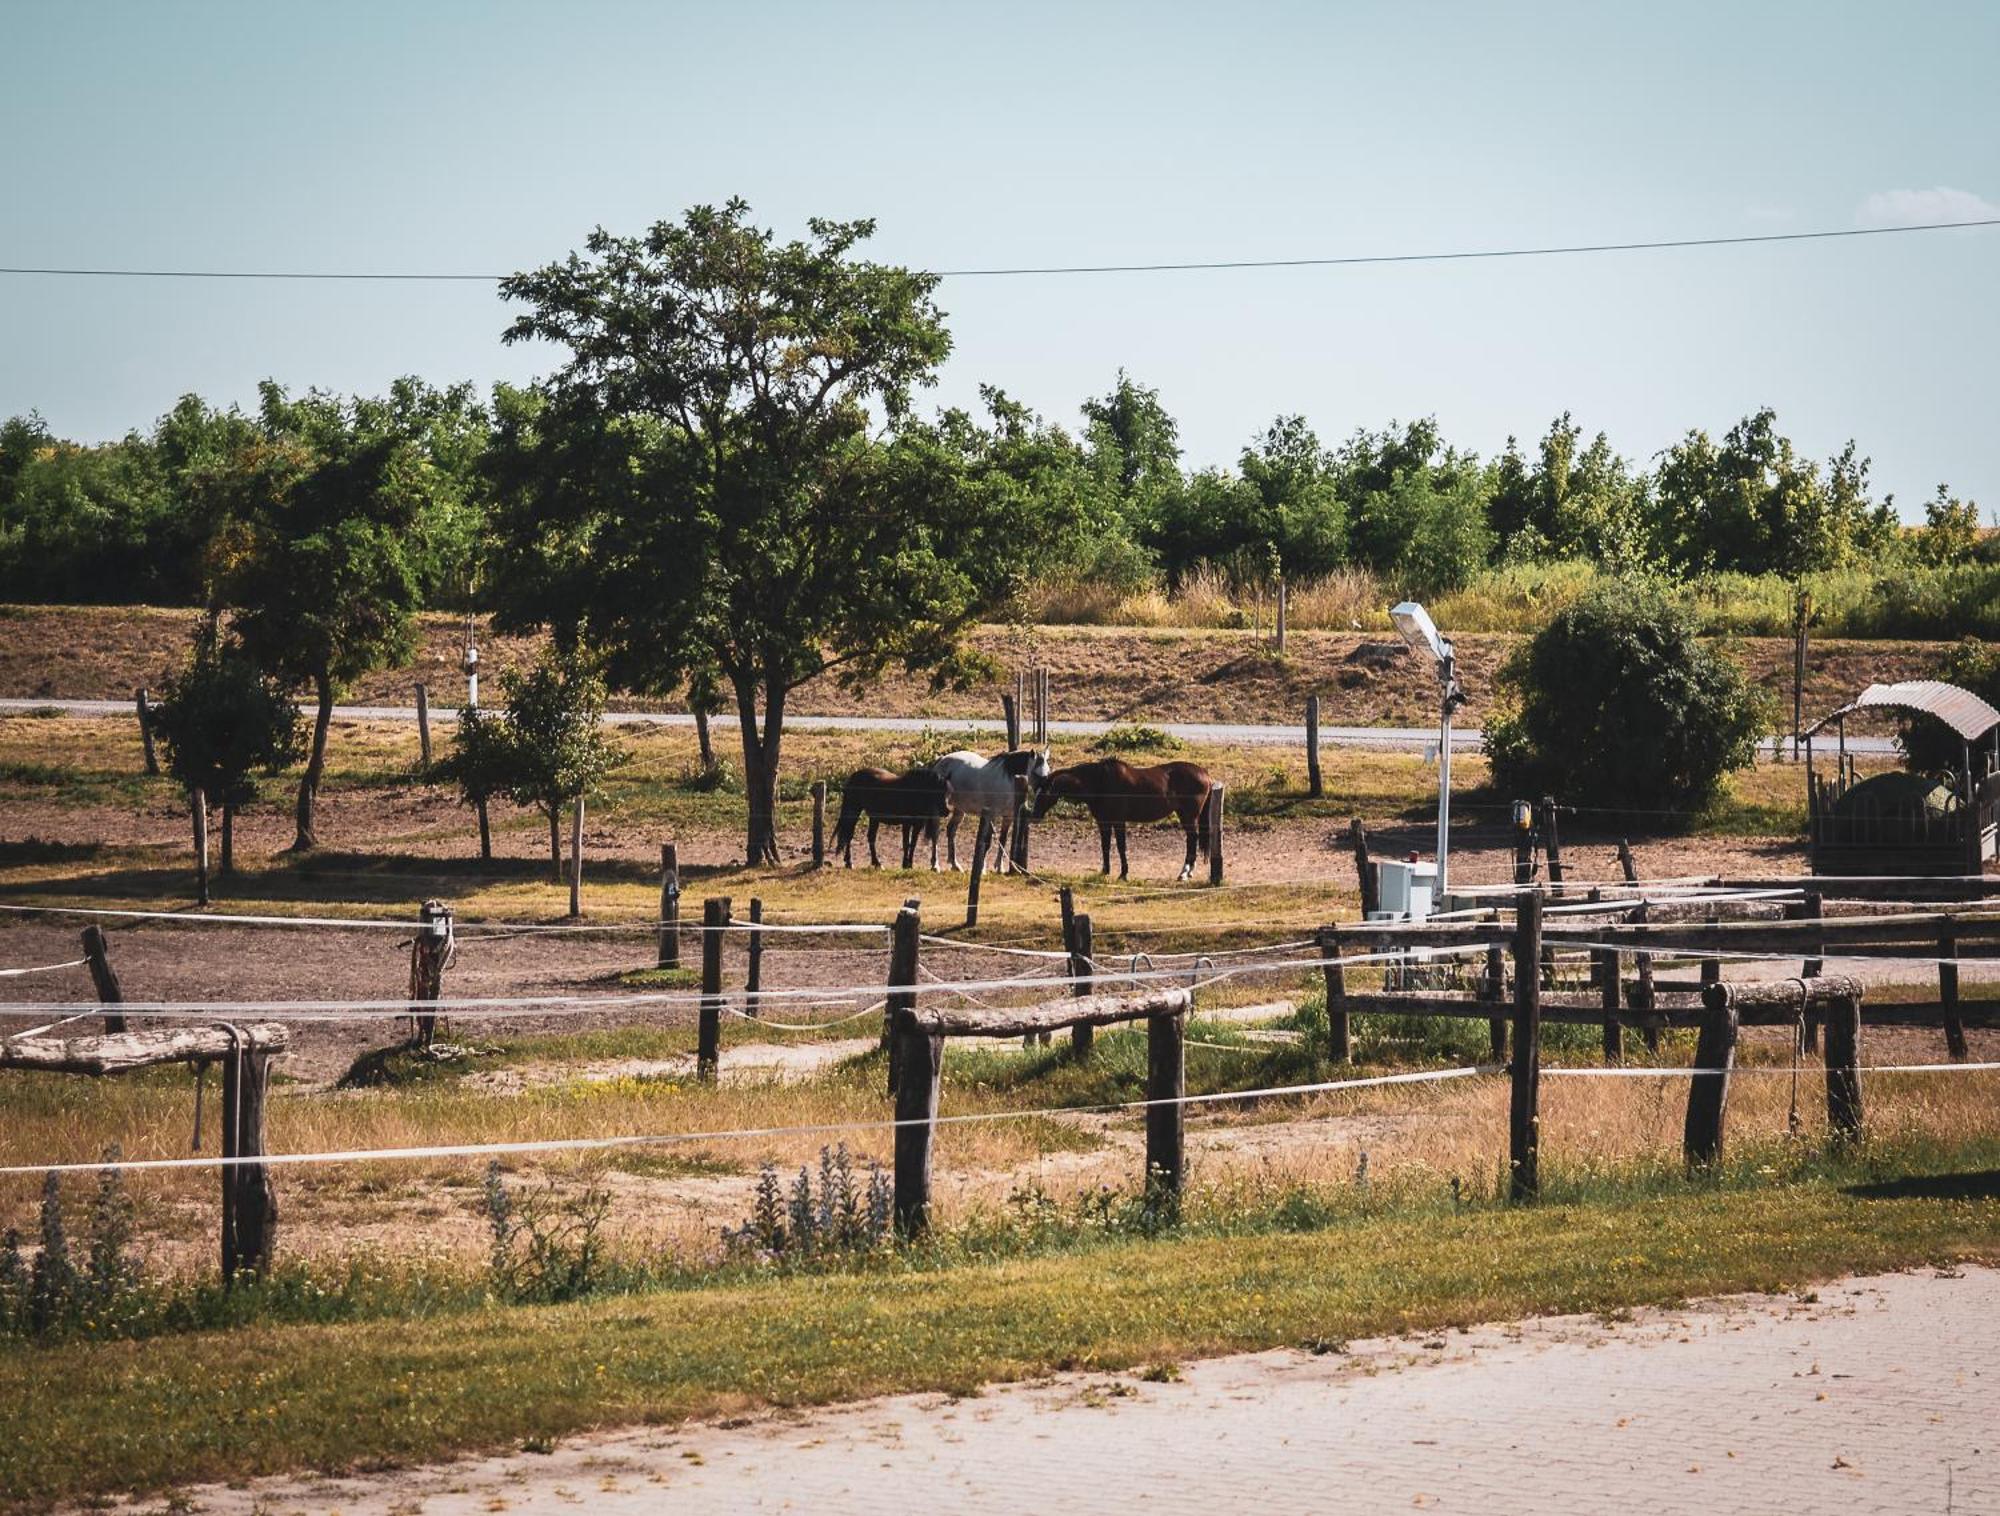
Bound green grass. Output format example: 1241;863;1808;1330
1;1151;1995;1510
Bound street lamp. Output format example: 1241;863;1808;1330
1390;601;1466;899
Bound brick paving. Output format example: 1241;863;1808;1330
178;1266;1995;1516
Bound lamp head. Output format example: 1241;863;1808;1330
1390;601;1450;665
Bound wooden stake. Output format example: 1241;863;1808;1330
136;688;159;775
1801;888;1824;1052
410;899;450;1048
1070;912;1095;1059
1350;818;1377;915
1207;782;1225;885
1940;924;1967;1059
1305;694;1322;798
965;813;994;927
1633;899;1659;1053
1509;890;1542;1202
1683;994;1739;1168
1009;773;1030;873
1616;839;1637;883
1598;945;1621;1064
1823;992;1864;1143
1318;926;1350;1063
1540;797;1564;892
80;924;126;1035
889;914;940;1237
1146;1005;1186;1201
1275;575;1287;653
220;1034;278;1281
1003;690;1020;750
811;780;827;868
1484;941;1507;1060
745;898;764;1017
190;788;209;906
884;900;921;1084
568;795;585;919
698;897;726;1081
414;682;432;770
657;843;681;969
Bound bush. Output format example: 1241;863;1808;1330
1092;723;1184;754
1483;580;1770;816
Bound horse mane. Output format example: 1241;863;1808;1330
997;748;1040;778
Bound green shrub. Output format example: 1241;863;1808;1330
1092;723;1185;754
1483;580;1770;817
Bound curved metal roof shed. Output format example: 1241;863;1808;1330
1803;680;2000;877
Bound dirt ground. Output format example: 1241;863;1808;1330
0;604;1950;729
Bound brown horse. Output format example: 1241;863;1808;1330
832;767;949;869
1031;758;1214;880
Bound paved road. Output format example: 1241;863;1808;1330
174;1266;1995;1515
1;696;1898;755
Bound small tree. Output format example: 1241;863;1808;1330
151;622;304;875
497;649;625;874
1484;581;1769;815
433;704;515;860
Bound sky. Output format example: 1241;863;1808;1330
3;0;1996;517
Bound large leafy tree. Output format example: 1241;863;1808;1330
212;379;485;850
488;201;1071;863
493;648;626;874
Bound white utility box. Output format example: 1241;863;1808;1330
1370;858;1437;921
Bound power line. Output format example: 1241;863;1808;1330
0;218;1993;285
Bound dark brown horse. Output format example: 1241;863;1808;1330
832;767;949;869
1031;758;1214;880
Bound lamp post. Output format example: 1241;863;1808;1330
1390;601;1466;900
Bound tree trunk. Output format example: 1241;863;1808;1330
547;807;563;877
476;795;492;860
695;704;715;771
734;675;785;866
290;672;334;852
221;800;235;877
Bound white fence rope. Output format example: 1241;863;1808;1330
0;958;88;977
0;1064;1497;1179
0;904;423;930
1542;1061;2000;1078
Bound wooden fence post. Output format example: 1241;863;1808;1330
191;789;210;907
1540;797;1564;892
1509;890;1542;1202
1484;941;1507;1060
136;688;159;776
811;781;827;868
1616;839;1637;883
1274;575;1287;653
1800;888;1824;1052
965;814;994;927
415;682;432;771
1207;783;1225;885
1631;900;1659;1053
1684;988;1740;1168
1597;946;1621;1064
568;795;585;919
409;899;452;1049
1037;667;1050;744
1940;924;1968;1060
1318;926;1350;1063
1146;1003;1187;1202
1350;818;1377;915
744;898;764;1016
884;901;921;1089
1823;991;1864;1144
890;935;942;1243
658;843;681;969
1070;912;1095;1059
79;925;126;1036
1305;694;1322;798
1003;689;1021;750
220;1032;277;1281
698;897;727;1081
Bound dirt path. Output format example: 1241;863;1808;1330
117;1264;1997;1516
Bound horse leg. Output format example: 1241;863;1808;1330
1098;819;1113;875
1180;810;1198;881
868;818;882;868
1116;823;1130;881
996;811;1012;874
947;811;963;872
927;819;941;871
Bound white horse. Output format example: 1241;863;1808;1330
933;747;1051;872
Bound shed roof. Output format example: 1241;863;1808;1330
1802;680;2000;742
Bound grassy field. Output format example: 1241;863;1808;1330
0;1156;1995;1510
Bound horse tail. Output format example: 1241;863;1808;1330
1193;779;1214;857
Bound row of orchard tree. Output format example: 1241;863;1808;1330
26;201;1994;862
